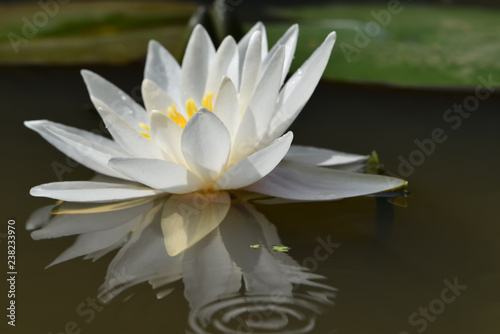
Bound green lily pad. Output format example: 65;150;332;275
0;2;196;64
267;4;500;88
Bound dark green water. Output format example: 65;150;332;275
1;65;499;334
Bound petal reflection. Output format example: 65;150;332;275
28;190;336;334
161;191;231;256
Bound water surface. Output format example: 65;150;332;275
1;65;499;334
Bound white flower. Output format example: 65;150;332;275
25;23;405;202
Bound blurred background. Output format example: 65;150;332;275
1;0;499;87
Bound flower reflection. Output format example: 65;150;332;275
28;191;336;333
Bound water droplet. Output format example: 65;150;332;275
297;68;303;76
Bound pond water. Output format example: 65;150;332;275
1;65;499;334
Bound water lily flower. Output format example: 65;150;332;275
25;23;405;202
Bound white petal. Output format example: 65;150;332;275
25;119;122;151
45;124;129;176
81;70;148;126
229;105;259;163
25;120;129;179
330;161;368;172
237;22;268;80
215;132;293;190
46;124;130;179
108;157;204;193
90;97;163;159
239;30;262;112
232;57;286;162
244;160;407;201
180;25;215;107
212;77;240;141
263;24;298;85
141;79;176;114
144;40;181;102
205;36;239;98
285;145;369;166
181;109;231;182
245;46;285;141
30;181;162;202
161;191;230;256
269;32;337;141
149;111;186;165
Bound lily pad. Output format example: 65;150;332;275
267;4;500;88
0;2;196;64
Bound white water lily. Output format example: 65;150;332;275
25;23;405;202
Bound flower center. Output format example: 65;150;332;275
139;92;214;139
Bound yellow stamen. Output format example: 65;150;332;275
138;122;150;132
167;107;176;121
168;102;187;128
186;98;198;118
137;122;151;140
139;131;151;140
202;92;214;111
140;93;214;134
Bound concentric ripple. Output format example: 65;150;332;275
188;293;328;334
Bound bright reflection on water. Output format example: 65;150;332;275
27;189;338;334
